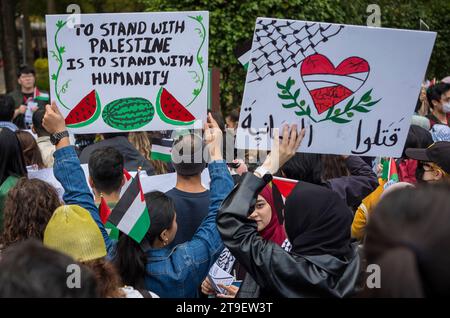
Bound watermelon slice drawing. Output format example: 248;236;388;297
156;88;195;126
65;89;101;128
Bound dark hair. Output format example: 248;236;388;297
32;108;49;137
0;95;15;122
17;64;35;77
364;183;450;297
0;239;98;297
426;82;450;109
88;147;124;195
0;128;27;184
113;191;175;289
321;155;350;181
1;178;60;247
281;153;322;184
16;130;46;169
227;109;240;123
172;133;206;177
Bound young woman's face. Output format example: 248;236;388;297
248;195;272;232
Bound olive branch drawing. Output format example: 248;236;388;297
276;77;381;124
50;20;71;110
186;15;206;107
277;78;316;123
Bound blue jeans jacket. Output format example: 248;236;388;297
144;161;233;298
53;146;116;258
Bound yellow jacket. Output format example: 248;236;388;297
351;179;386;241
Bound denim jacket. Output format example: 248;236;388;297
54;146;233;297
144;160;233;298
53;146;116;257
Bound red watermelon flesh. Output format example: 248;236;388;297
65;89;98;126
159;88;195;123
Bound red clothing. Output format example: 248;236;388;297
259;185;287;246
398;159;418;184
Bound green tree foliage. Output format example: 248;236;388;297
140;0;449;113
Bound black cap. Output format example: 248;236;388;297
405;141;450;174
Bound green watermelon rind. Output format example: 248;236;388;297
102;97;155;131
156;87;195;126
66;92;101;129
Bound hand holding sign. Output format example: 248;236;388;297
260;125;305;175
43;101;66;134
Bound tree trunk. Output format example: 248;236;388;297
20;0;34;65
47;0;56;14
0;0;20;92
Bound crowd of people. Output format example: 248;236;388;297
0;65;450;298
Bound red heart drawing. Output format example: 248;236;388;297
300;54;370;114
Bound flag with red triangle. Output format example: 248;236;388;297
270;176;298;224
108;170;150;244
382;158;399;189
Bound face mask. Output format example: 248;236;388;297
443;102;450;113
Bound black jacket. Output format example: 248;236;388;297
216;173;361;298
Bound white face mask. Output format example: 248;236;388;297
443;102;450;113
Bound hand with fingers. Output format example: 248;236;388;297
200;278;216;296
204;112;223;161
42;101;70;149
42;101;66;135
216;284;239;298
258;124;305;176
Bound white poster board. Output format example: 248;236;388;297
46;12;208;133
236;19;436;157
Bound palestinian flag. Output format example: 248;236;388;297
271;176;298;224
33;87;49;102
119;168;133;198
272;176;298;199
108;171;150;243
99;196;119;240
151;137;173;162
234;39;252;71
382;158;399;190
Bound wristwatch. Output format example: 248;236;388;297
50;130;69;145
254;165;273;183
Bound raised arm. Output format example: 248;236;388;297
43;102;114;257
217;125;309;295
179;113;234;286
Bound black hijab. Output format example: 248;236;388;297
284;181;353;258
0;128;27;185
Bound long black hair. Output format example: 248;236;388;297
0;128;27;184
113;191;176;289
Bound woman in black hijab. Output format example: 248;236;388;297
217;125;361;297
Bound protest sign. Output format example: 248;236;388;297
236;19;436;157
46;11;208;133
